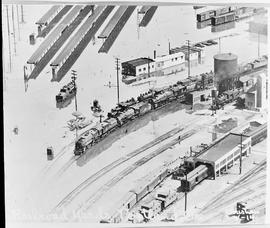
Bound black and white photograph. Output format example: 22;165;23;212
2;0;269;226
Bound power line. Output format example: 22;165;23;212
186;40;191;77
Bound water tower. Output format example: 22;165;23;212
214;53;238;94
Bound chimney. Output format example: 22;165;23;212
154;50;156;59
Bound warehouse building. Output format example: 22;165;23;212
121;57;156;78
170;45;205;66
194;133;251;178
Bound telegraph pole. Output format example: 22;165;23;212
187;40;191;77
115;57;120;105
20;5;25;23
6;5;12;72
136;9;140;39
219;37;221;53
71;70;78;112
257;32;260;58
147;56;150;78
12;5;17;55
16;5;21;40
239;133;243;175
184;171;188;215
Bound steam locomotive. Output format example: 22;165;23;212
56;81;76;103
74;55;267;156
74;72;214;155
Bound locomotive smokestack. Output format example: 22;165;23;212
154;50;156;59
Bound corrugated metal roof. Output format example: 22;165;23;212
197;133;249;163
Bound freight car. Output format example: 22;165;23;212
156;189;178;209
197;7;233;22
246;123;267;146
211;12;236;26
100;168;169;223
181;164;209;192
197;10;216;22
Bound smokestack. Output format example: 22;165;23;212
168;42;171;54
154;50;156;59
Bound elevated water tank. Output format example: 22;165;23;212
214;53;238;82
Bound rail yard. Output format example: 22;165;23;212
3;2;269;226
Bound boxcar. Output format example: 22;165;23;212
211;12;236;26
197;10;216;22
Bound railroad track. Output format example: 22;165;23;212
199;160;266;215
78;128;199;213
51;125;187;213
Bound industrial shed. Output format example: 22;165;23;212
194;133;251;178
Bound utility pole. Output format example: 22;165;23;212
184;171;188;216
239;133;243;175
186;40;191;77
71;70;78;112
11;5;17;55
115;57;120;105
6;5;12;72
147;56;150;78
257;32;260;58
16;5;21;40
99;114;104;123
20;5;25;23
136;9;140;39
219;37;221;53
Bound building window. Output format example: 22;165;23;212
152;65;154;68
175;58;178;61
172;58;174;62
139;69;141;72
181;56;183;59
143;67;146;71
